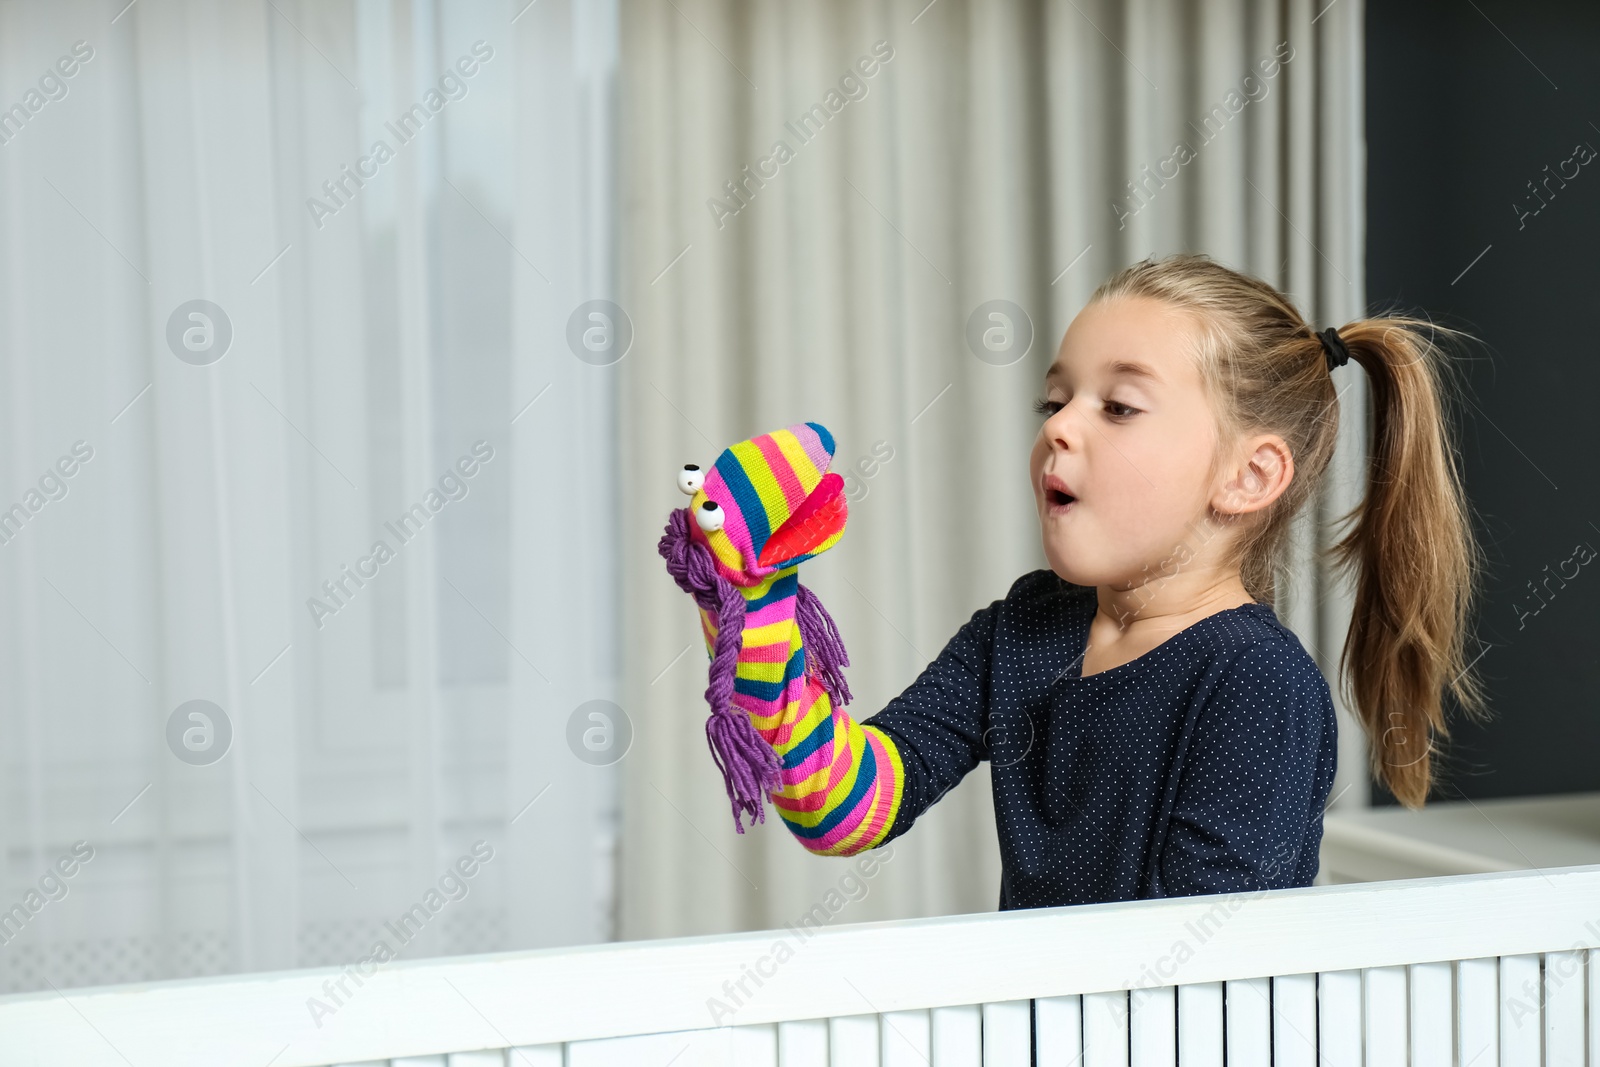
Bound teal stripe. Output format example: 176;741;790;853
715;450;769;553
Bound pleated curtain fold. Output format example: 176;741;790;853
616;0;1368;942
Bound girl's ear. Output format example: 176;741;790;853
1213;432;1294;516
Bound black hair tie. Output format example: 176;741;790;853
1318;326;1351;372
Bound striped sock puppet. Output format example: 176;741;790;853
657;422;902;850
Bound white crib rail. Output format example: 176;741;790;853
1;864;1597;1065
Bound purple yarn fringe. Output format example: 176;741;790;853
656;508;855;834
795;583;853;708
658;508;782;833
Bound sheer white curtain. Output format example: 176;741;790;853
617;0;1369;941
0;0;618;993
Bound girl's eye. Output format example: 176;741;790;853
1035;395;1140;419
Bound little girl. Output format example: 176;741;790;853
665;253;1483;909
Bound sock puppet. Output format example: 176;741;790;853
656;422;903;850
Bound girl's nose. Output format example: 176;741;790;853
1045;402;1083;451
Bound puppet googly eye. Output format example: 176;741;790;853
694;499;725;533
677;464;705;496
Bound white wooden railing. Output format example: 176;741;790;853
2;864;1598;1066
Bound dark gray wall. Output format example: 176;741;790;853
1366;1;1600;802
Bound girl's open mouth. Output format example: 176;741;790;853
1043;473;1076;513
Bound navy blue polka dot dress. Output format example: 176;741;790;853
861;569;1339;909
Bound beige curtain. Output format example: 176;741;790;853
616;0;1368;942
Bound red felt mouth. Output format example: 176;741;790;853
758;473;847;568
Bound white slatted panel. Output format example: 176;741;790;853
448;1053;505;1067
1271;973;1317;1067
732;1023;778;1066
1225;977;1270;1066
1406;961;1452;1067
981;1000;1031;1066
1176;982;1222;1067
1317;969;1363;1066
506;1048;564;1067
1499;954;1541;1066
1458;957;1499;1067
830;1013;880;1067
1034;995;1083;1067
1543;950;1585;1066
1363;965;1406;1067
1082;990;1129;1066
566;1027;755;1066
1128;985;1174;1066
930;1004;981;1066
778;1018;829;1066
879;1010;930;1066
393;1059;447;1067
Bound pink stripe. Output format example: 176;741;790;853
739;641;790;664
775;737;852;813
746;598;798;628
852;730;898;842
776;700;852;796
759;680;809;746
808;782;877;852
754;434;807;511
720;502;756;567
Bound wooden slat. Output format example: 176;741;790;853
878;1010;929;1067
1499;954;1540;1066
830;1013;880;1067
1363;965;1406;1067
565;1029;725;1066
777;1018;829;1067
730;1023;778;1067
1175;983;1222;1067
1457;957;1499;1067
1082;990;1129;1066
930;1004;981;1066
447;1053;505;1067
1406;961;1452;1067
1543;950;1585;1066
1225;977;1270;1066
1034;995;1083;1067
505;1048;563;1067
10;864;1600;1063
1271;973;1317;1067
1128;984;1174;1066
982;1000;1031;1065
1317;969;1362;1067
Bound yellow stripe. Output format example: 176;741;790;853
690;489;745;573
777;707;865;829
728;438;793;536
770;429;824;496
856;726;905;851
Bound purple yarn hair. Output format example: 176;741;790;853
657;506;855;833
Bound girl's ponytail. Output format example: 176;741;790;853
1331;318;1487;807
1091;256;1488;809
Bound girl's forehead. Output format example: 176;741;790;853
1048;298;1204;384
